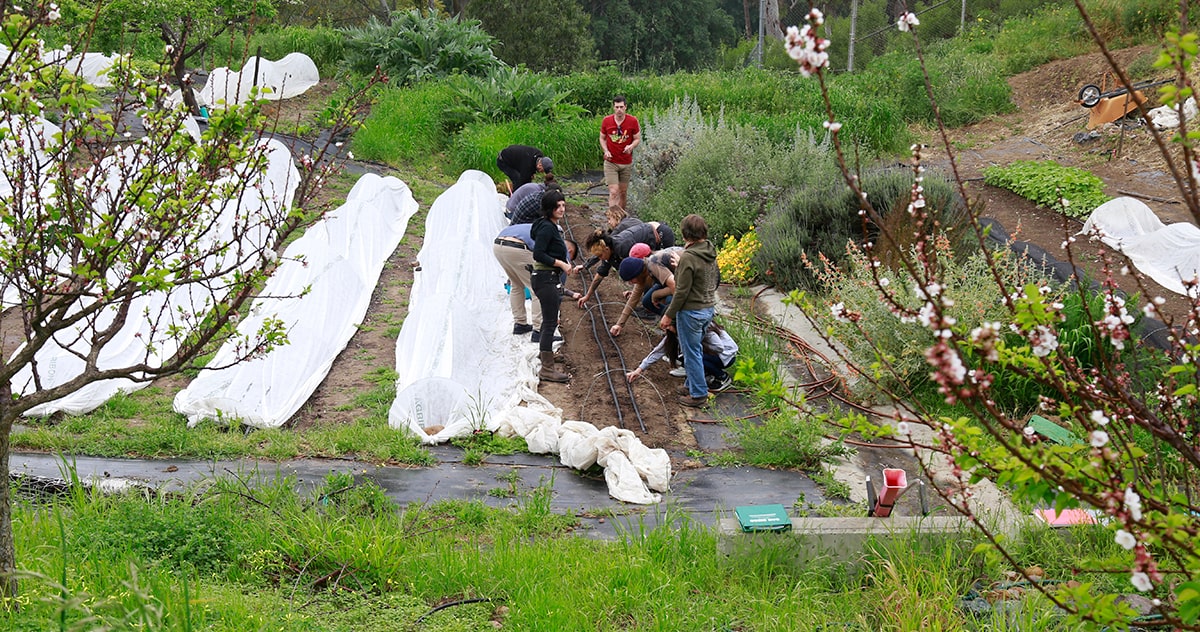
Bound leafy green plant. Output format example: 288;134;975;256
728;409;852;470
443;66;587;130
341;9;503;85
983;160;1110;218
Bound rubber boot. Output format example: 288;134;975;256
538;351;569;383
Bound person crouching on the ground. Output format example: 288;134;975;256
626;322;737;392
608;248;680;337
531;190;576;383
606;205;641;235
497;144;552;192
506;174;561;225
492;222;541;337
700;322;738;392
576;221;676;309
661;214;718;408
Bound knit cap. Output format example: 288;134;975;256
618;257;645;281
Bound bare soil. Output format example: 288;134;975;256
288;50;1196;457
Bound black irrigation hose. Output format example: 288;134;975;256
413;597;497;624
562;213;647;433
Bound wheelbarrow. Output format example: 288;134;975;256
1078;78;1173;130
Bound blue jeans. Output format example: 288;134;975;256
676;306;714;398
641;282;672;315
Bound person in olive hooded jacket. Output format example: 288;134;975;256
659;214;719;407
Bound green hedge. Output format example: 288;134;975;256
352;82;456;166
446;117;601;179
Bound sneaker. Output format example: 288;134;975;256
633;307;658;321
668;366;687;377
531;331;563;343
708;375;733;392
678;394;709;408
513;323;534;335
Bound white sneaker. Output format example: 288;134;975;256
668;366;687;377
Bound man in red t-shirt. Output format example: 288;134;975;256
600;95;641;212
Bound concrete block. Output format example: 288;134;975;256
717;516;977;571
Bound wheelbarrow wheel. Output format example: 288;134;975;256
1079;84;1102;108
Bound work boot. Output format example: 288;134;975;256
538;351;569;383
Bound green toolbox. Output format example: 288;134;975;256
734;504;791;532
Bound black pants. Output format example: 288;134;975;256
496;156;525;189
531;270;561;353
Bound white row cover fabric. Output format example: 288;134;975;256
1147;97;1198;130
1080;196;1200;296
13;139;299;416
388;170;671;504
173;174;419;427
0;45;115;87
200;53;320;108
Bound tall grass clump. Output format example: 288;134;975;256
991;3;1092;74
446;116;599;178
341;10;503;85
755;169;966;292
641;125;838;246
841;45;1014;127
353;82;456;166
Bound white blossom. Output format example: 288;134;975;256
1131;571;1152;592
1090;410;1110;426
897;12;920;32
1114;529;1136;550
1125;488;1143;521
1090;430;1109;448
896;421;911;435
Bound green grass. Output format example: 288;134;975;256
12;385;433;466
4;474;1135;631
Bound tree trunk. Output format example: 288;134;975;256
763;0;785;40
743;0;752;38
0;380;17;603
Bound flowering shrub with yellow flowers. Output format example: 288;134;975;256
717;231;762;285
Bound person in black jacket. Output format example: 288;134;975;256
530;190;575;383
497;145;553;191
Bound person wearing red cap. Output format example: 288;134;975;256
608;248;679;336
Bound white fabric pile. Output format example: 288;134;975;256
1080;196;1200;296
1147;97;1198;130
388;170;672;504
173;174;419;427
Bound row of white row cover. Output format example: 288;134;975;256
1081;196;1200;297
68;52;319;109
387;171;671;504
173;174;418;426
11;43;319;108
12;138;299;415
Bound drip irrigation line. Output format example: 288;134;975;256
414;597;497;624
562;214;647;433
744;288;927;423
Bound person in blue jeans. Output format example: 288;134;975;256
659;214;719;408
